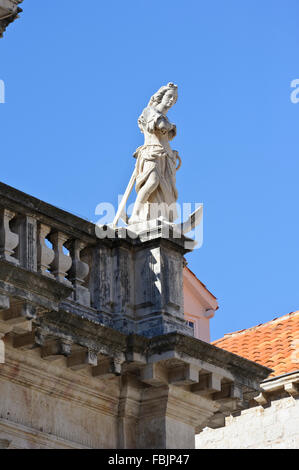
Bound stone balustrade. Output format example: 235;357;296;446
0;214;91;306
0;181;194;337
0;183;95;313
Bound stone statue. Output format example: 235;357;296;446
130;82;181;224
113;83;181;226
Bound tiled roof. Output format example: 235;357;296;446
213;311;299;377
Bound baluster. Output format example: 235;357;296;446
49;232;72;285
0;295;10;364
13;215;37;271
0;209;19;265
0;334;5;364
66;240;90;306
37;224;55;278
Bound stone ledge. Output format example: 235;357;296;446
147;333;272;385
23;310;271;425
36;310;272;380
0;259;73;310
253;370;299;405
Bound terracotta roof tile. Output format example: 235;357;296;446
213;311;299;377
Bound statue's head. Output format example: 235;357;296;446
148;82;178;112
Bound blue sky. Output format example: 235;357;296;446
1;1;299;341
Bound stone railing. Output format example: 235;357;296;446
1;209;90;296
12;212;94;305
0;181;195;336
0;183;98;319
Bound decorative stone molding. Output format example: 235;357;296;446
251;371;299;406
0;259;73;312
254;392;269;405
284;381;299;396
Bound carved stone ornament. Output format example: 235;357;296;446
113;83;181;226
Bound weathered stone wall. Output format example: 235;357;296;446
0;345;119;449
196;396;299;449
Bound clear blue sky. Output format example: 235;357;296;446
1;1;299;341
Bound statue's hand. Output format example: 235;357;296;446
156;116;168;134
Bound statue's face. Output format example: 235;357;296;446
161;89;177;111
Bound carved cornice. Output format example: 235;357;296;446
146;333;272;385
37;309;271;386
253;370;299;405
0;260;73;309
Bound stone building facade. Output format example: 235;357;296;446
0;182;270;449
196;311;299;448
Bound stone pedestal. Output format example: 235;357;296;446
94;219;195;338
